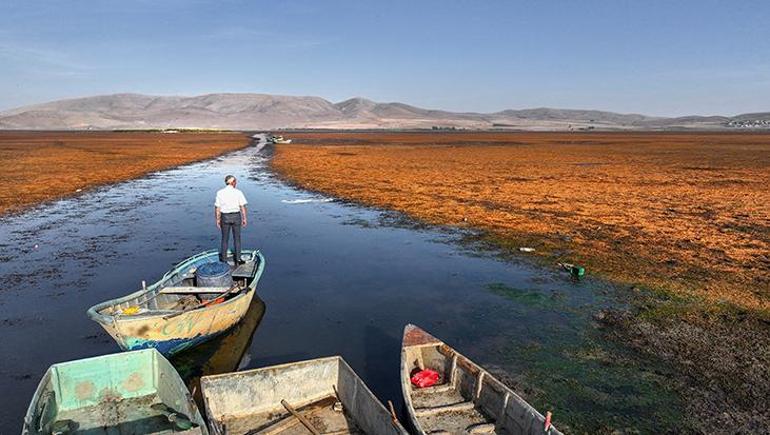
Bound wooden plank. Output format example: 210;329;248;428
414;401;475;416
159;286;229;294
412;383;455;395
281;399;321;435
233;261;257;278
466;423;496;434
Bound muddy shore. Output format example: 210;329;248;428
271;131;770;432
0;131;251;215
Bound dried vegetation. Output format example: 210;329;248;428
272;131;770;431
0;131;250;215
273;132;769;314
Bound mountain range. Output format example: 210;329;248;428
1;93;768;130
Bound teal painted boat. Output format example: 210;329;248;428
87;249;265;357
23;348;207;434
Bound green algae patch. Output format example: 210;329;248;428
486;282;553;307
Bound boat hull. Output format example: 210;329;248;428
99;288;256;356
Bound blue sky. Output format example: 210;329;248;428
1;0;768;116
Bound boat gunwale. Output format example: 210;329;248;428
87;249;264;326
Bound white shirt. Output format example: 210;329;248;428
215;185;248;213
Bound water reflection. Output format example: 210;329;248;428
171;296;267;408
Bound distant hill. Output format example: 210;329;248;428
0;93;767;130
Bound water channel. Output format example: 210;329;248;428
0;145;681;433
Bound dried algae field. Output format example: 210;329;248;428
272;131;770;430
0;131;250;215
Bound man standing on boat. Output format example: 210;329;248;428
215;175;248;265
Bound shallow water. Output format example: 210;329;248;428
0;145;679;433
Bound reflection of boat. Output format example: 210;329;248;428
401;324;561;435
201;356;408;435
171;295;267;408
23;349;208;434
87;250;266;357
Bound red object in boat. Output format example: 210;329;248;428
410;368;440;388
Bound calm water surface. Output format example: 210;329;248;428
0;146;679;433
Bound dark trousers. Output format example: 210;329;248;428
219;212;242;263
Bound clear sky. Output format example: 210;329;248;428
1;0;768;116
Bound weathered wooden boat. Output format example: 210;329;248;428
23;348;207;434
401;325;562;435
87;249;265;357
201;356;409;435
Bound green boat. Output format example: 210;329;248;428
23;348;208;434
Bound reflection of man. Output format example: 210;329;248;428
215;175;248;264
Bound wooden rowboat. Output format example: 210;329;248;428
401;325;562;435
87;249;265;357
23;348;207;434
201;356;409;435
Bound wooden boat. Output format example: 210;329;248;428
87;249;265;357
272;135;292;144
201;356;409;435
23;348;207;434
401;325;562;435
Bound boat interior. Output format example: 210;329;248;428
202;357;402;435
97;251;262;317
404;343;552;435
25;351;204;435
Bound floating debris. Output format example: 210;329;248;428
558;262;585;279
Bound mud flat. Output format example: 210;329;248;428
0;131;251;215
272;131;770;431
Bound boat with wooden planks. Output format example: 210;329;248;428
401;324;562;435
200;356;409;435
23;348;207;434
87;249;265;357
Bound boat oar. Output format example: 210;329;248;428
281;399;321;435
151;403;194;431
387;400;402;428
331;385;343;412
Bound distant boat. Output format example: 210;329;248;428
23;348;208;434
401;324;562;435
201;356;409;435
87;249;265;357
272;135;292;144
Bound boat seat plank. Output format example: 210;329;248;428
160;286;229;294
414;406;491;435
411;385;466;409
466;423;496;433
412;383;455;395
414;401;475;416
233;261;257;278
